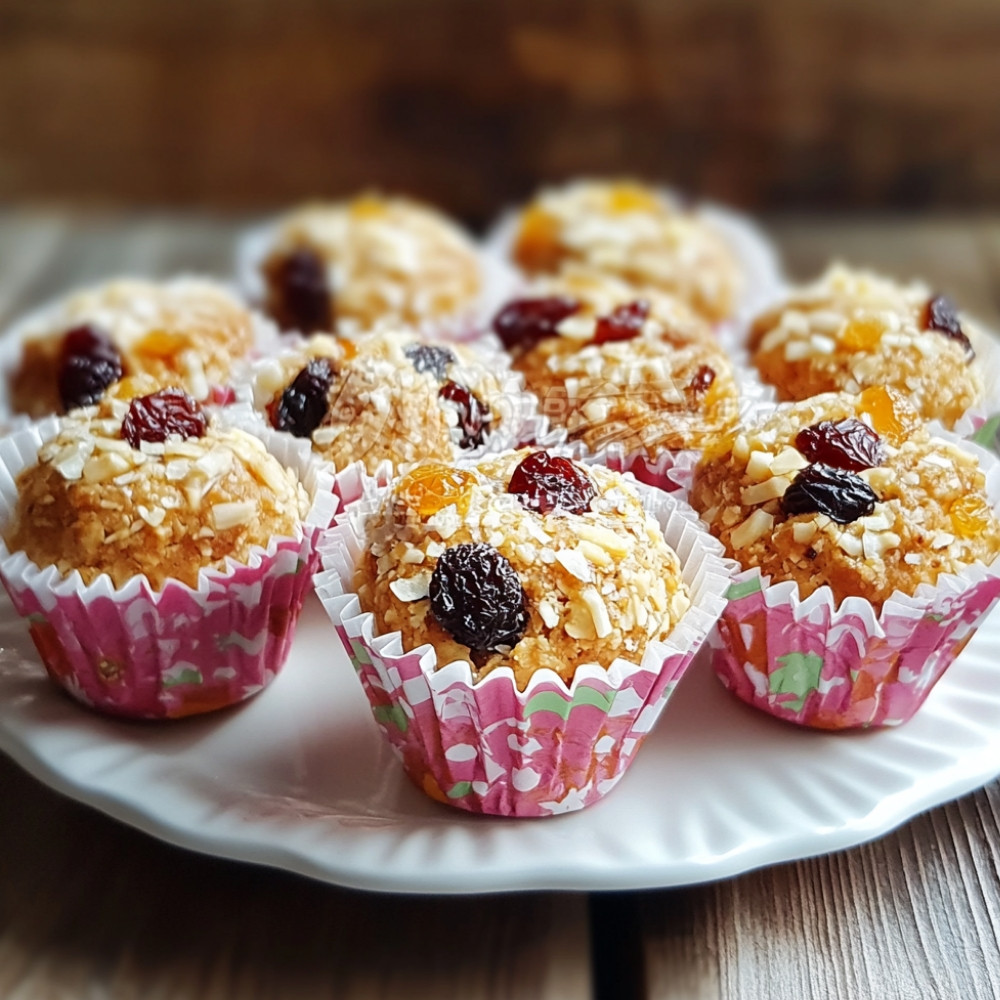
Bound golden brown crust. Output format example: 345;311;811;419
356;450;691;690
8;278;255;418
690;389;1000;610
5;398;307;590
510;180;744;322
749;264;983;428
261;195;482;330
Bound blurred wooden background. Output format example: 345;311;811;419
1;0;999;221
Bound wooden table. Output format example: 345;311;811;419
0;211;998;999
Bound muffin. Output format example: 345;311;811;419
749;264;985;428
0;385;332;718
492;268;741;459
6;277;258;418
315;449;735;816
690;387;1000;728
246;330;525;476
507;180;745;323
252;194;483;335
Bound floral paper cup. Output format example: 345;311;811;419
0;419;338;719
712;562;1000;729
314;472;736;817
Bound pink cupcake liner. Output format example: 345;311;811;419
0;419;337;720
710;435;1000;730
313;474;736;817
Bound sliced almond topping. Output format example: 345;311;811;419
389;571;432;602
741;476;790;506
581;587;613;639
210;500;256;531
730;509;774;549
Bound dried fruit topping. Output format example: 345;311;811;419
270;358;334;438
858;386;909;445
429;543;529;653
269;248;333;334
950;494;992;539
57;324;124;411
492;296;580;353
507;450;596;515
922;294;974;360
397;464;475;518
780;464;878;524
404;343;456;381
438;381;490;449
592;300;650;345
795;418;885;472
840;316;884;352
688;364;717;395
122;388;207;449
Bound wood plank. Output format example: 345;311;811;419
635;780;1000;1000
0;755;590;1000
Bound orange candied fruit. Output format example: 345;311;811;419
950;494;993;539
134;329;189;359
858;386;909;445
606;182;661;214
397;464;475;518
840;316;884;352
513;207;561;272
336;336;357;360
348;194;387;219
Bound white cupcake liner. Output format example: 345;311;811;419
0;416;337;719
313;467;737;817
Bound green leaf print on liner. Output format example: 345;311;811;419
769;652;824;712
726;578;763;601
163;668;203;687
446;781;474;799
524;687;615;720
372;703;409;733
969;413;1000;452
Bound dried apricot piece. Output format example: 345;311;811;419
840;316;884;352
607;183;660;214
397;464;475;517
950;494;992;539
513;208;561;271
858;386;908;445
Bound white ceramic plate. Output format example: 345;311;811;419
1;589;998;895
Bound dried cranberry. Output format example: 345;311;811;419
492;296;580;353
688;364;716;395
122;388;207;449
592;300;650;345
780;464;878;524
795;418;885;472
404;343;456;381
271;358;334;438
439;381;490;449
269;248;333;334
57;324;123;411
922;294;974;360
429;543;529;653
507;450;596;515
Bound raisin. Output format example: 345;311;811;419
404;343;456;381
592;300;650;345
507;450;596;515
795;418;885;472
492;296;580;353
429;543;529;653
439;381;490;449
121;388;207;449
57;324;124;411
780;464;878;524
688;364;716;395
269;248;333;334
922;294;974;360
270;358;334;438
